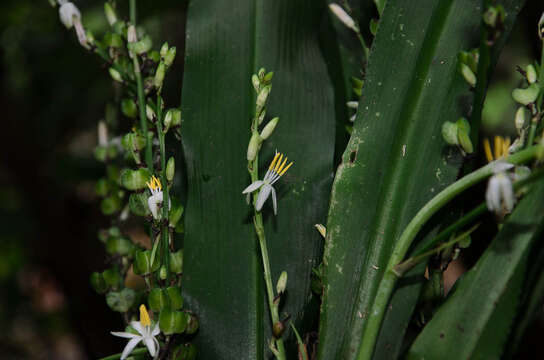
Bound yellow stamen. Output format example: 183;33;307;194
502;137;510;157
483;138;493;163
279;161;293;176
494;136;502;160
139;304;151;327
146;175;162;191
269;152;281;170
274;154;284;172
277;156;288;174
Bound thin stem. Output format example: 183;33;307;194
248;116;286;360
356;31;370;62
129;0;136;24
355;145;542;360
99;347;147;360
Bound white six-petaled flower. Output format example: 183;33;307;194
147;175;165;220
111;304;160;360
243;152;293;215
58;1;90;49
485;160;515;216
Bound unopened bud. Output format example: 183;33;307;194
129;35;153;55
258;109;266;125
127;25;137;43
164;108;182;132
441;121;459;146
146;104;156;121
154;62;166;89
515;107;526;132
164;47;177;67
160;42;169;58
512;83;540;105
276;271;288;294
263;71;274;84
247;133;261;161
104;3;117;26
346;101;358;109
159;266;168;280
98;121;108;146
460;63;476;87
109;67;123;82
166;157;175;182
260;117;279;140
314;224;326;238
258;68;266;80
121;98;137;118
329;3;358;32
256;86;271;113
526;64;537;84
252;74;260;93
59;2;81;29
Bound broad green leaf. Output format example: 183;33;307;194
407;181;544;360
181;1;336;358
317;1;524;359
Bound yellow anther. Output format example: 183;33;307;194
146;175;162;191
494;136;502;160
502;137;510;157
279;161;293;176
483;138;493;163
139;304;151;327
277;156;288;173
274;153;284;172
269;152;281;171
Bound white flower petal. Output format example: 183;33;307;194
486;175;501;212
144;336;157;357
151;322;161;336
490;160;514;174
256;184;272;211
148;192;163;219
499;175;515;212
111;331;139;339
130;321;145;335
121;337;142;360
59;2;80;29
329;3;357;31
242;180;264;194
271;186;278;215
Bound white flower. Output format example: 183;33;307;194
59;2;89;49
486;161;515;215
111;305;160;360
146;175;169;220
328;3;358;32
243;152;293;215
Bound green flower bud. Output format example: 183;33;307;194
169;200;184;229
106;288;136;312
104;3;117;26
148;288;168;311
160;42;169;58
166;157;175;182
173;343;197;360
185;312;199;334
515;107;527;132
256;86;271;114
133;250;160;275
154;62;166;90
113;20;126;36
121;99;137;118
252;74;260;93
258;109;266;125
512;83;540;105
120;168;151;191
246;133;261;161
441;121;459;146
169;250;183;274
258;68;266;79
276;271;288;294
106;236;134;256
456;117;474;154
259;117;279;140
90;272;108;294
460;63;476;87
159;266;168;280
159;308;189;335
164;47;177;67
101;195;122;215
109;67;123;83
167;286;184;310
164;109;181;133
526;65;537;84
264;71;274;84
102;268;122;289
129;192;149;216
148;50;160;63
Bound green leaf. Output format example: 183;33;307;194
106;288;136;313
317;1;523;359
181;0;336;358
407;181;544;360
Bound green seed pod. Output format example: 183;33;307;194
169;250;183;275
100;195;122;215
172;343;197;360
260;117;279;140
129;192;149;216
148;288;168;311
106;288;136;313
263;71;274;84
121;99;137;118
515;107;526;132
164;109;181;133
456;118;474;154
107;145;118;159
460;63;476;87
120;168;152;191
95;178;110;197
441;121;459;146
273;321;285;338
185;312;199;335
247;133;261;161
106;237;134;256
154;62;166;90
90;272;108;294
102;268;122;289
258;109;266;125
122;132;146;152
133;250;160;275
109;67;123;83
159;266;167;280
164;47;177;67
169;199;184;229
129;35;153;55
252;74;260;93
112;20;126;36
512;83;540;105
526;64;537;84
104;3;117;26
166;157;175;182
159;308;189;335
276;271;288;294
160;42;169;58
167;286;184;310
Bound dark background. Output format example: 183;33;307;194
0;1;543;358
